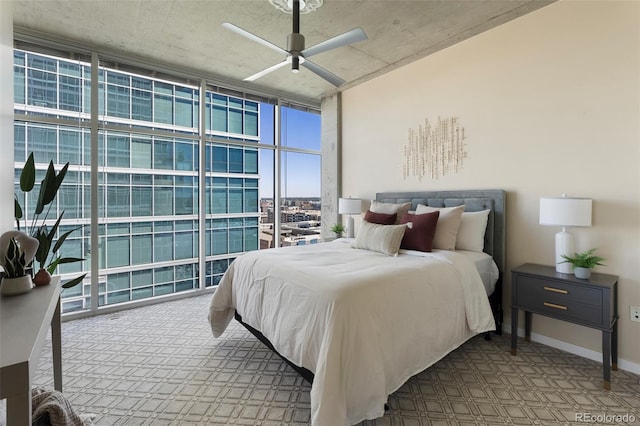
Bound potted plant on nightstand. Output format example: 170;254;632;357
330;223;345;238
560;248;606;279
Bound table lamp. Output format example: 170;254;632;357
539;195;592;273
338;198;362;238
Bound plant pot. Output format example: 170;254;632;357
33;268;52;286
574;267;592;280
1;275;34;296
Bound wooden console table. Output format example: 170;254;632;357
1;276;62;425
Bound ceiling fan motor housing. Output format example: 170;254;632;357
287;33;305;55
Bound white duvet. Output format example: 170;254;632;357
208;239;495;425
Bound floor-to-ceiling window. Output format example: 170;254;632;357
13;45;321;315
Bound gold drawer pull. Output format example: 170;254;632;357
544;302;568;310
544;286;568;294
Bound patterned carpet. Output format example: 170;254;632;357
31;294;639;425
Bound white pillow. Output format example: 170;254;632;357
369;200;411;224
353;220;406;256
415;204;465;250
456;209;490;252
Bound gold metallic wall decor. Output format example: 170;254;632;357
402;117;467;180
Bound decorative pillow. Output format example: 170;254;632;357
415;204;465;250
400;211;439;252
363;210;397;225
353;220;406;256
456;209;490;252
369;200;411;224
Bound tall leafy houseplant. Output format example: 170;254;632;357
15;153;86;288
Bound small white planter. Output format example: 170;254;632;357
574;267;592;280
1;275;34;296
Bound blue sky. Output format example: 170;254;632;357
258;104;321;199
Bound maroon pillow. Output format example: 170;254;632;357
400;211;440;252
363;210;397;225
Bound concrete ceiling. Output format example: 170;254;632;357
12;0;554;105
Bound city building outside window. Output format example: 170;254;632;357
13;47;321;315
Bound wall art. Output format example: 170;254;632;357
402;117;467;180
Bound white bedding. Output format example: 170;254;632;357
208;239;496;425
454;249;500;295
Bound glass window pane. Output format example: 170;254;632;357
59;129;81;164
213;146;227;172
132;187;152;216
154;187;173;215
154;234;173;262
212;105;227;132
244;227;258;252
107;186;130;217
245;111;258;136
131;137;152;168
229;228;243;253
281;106;321;150
175;142;193;171
228;148;243;173
107;134;130;167
132;234;152;265
175;232;193;259
132;89;152;122
229;108;242;134
154;140;173;170
154;94;173;124
212;229;228;255
229;189;242;213
175;98;193;127
107;236;130;268
175;187;194;215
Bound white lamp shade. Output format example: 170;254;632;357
539;197;592;227
338;198;362;215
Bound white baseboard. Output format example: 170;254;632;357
503;323;640;376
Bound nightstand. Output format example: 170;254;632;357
511;263;618;390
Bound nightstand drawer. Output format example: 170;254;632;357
517;288;600;325
516;275;602;304
515;276;602;326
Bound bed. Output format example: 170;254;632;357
208;189;505;425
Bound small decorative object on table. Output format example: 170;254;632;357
330;223;345;238
0;232;39;296
560;248;606;279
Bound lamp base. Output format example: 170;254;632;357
555;230;575;273
346;215;355;238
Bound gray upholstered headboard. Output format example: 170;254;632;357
375;189;506;276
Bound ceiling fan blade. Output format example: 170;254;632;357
301;59;345;87
244;59;290;82
302;28;368;58
222;22;288;56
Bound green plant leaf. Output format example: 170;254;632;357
46;212;64;250
54;162;70;193
56;257;85;265
62;273;87;289
20;152;36;192
35;161;58;214
14;197;23;230
52;224;80;255
34;227;51;268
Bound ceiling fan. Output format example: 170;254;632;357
222;0;367;87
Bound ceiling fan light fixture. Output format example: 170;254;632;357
269;0;323;14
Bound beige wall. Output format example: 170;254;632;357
342;1;640;369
